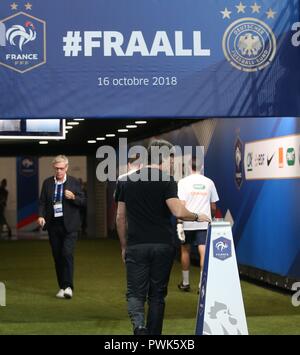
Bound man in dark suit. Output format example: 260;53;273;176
37;155;86;299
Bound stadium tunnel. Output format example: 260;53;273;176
1;117;300;293
0;117;197;241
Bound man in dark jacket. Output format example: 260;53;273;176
37;155;86;299
116;140;210;335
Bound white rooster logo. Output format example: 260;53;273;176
6;21;36;51
238;33;262;56
235;146;242;168
215;241;228;252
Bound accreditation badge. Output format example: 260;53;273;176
53;202;63;217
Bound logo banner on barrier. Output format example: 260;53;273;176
0;0;300;118
244;134;300;180
196;222;248;335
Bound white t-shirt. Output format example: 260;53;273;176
178;174;219;230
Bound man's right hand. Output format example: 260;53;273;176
37;217;46;227
177;223;186;243
197;214;211;223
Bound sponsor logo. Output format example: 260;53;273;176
0;12;46;73
286;147;295;166
213;237;232;261
221;3;277;72
278;147;284;168
267;152;275;166
254;153;265;167
246;152;253;172
193;184;205;190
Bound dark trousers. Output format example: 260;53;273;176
125;243;175;335
48;220;77;290
0;207;12;238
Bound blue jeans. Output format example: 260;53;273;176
125;243;175;335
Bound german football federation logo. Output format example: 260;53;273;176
0;12;46;73
221;3;277;72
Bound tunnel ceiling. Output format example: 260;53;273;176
0;118;199;156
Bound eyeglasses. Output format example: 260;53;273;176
54;166;67;171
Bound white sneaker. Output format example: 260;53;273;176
56;289;65;299
64;287;73;299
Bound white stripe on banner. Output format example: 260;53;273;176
195;221;248;335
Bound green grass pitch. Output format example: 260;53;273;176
0;239;299;335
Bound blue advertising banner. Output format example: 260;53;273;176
16;156;39;230
0;0;300;118
116;117;300;282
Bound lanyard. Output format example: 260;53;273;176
54;183;64;204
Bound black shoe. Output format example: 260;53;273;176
178;282;191;292
134;326;148;335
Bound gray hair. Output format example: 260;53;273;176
52;155;69;166
147;139;174;165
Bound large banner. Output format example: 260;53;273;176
0;0;300;118
16;156;39;232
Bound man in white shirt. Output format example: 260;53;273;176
177;159;219;292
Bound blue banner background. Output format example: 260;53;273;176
16;156;39;230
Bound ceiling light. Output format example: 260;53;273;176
73;118;85;121
65;125;73;129
87;140;97;144
135;121;147;125
96;137;106;141
106;134;116;137
39;141;48;145
126;125;137;129
118;129;129;133
67;122;80;126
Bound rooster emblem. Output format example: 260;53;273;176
215;241;228;252
238;33;262;56
22;158;34;168
235;146;242;168
204;302;242;335
6;21;36;51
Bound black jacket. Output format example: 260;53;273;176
39;175;86;233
